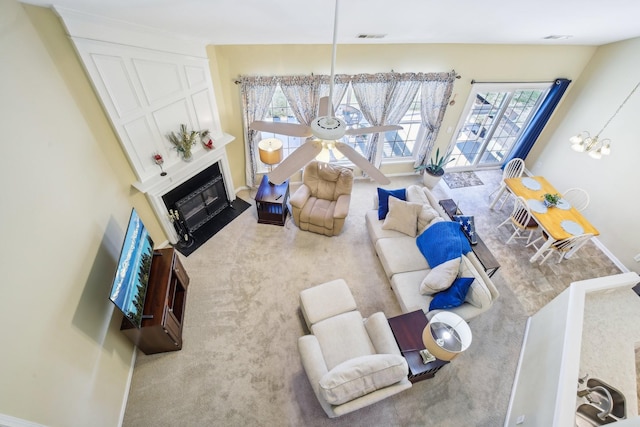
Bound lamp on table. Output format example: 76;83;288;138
421;311;472;362
258;138;283;182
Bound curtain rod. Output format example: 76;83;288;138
470;79;554;84
234;71;461;85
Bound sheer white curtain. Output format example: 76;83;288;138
413;71;456;170
280;74;349;125
351;73;420;166
239;76;278;187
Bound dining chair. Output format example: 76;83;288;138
562;188;590;211
489;158;525;209
527;232;594;264
497;196;539;244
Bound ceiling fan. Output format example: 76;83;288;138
249;0;399;185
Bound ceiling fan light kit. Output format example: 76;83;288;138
311;116;347;140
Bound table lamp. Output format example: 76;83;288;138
421;311;472;361
258;138;283;172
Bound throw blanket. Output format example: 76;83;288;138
416;221;471;267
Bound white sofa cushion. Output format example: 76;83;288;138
382;196;422;237
390;269;432;313
419;257;461;295
312;311;375;370
375;237;429;278
460;255;493;309
366;210;407;245
299;279;357;328
319;354;408;405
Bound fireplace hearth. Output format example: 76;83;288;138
162;162;250;256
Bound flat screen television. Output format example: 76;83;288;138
109;208;155;328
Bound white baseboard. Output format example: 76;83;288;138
118;349;138;427
592;237;629;273
503;316;531;427
0;414;46;427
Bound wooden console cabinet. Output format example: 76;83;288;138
121;247;190;354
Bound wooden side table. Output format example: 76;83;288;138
255;175;289;226
388;310;448;383
438;198;500;277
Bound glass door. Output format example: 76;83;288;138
448;83;550;170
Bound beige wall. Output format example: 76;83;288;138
528;37;640;273
0;1;636;423
210;43;596;187
0;1;161;425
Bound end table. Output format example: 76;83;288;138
388;310;448;383
255;175;290;226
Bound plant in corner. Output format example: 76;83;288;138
166;124;210;162
543;193;561;207
414;147;455;189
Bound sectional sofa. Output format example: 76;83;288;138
365;185;500;321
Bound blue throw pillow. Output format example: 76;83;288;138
377;188;406;220
429;277;475;310
453;215;477;245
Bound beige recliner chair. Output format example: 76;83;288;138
298;279;412;418
290;161;353;236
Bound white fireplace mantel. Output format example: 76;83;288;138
134;134;236;243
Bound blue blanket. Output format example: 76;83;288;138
416;221;471;267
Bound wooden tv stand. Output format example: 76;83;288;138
120;247;190;354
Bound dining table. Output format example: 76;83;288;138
503;175;599;263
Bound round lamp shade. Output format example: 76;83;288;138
422;311;472;361
258;138;283;165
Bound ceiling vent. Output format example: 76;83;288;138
357;34;386;39
543;35;572;40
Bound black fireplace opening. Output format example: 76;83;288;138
162;162;250;256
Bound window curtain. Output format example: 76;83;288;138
239;76;278;187
280;75;349;125
502;78;571;166
351;73;420;167
413;71;457;171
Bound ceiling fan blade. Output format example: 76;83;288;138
345;124;403;136
334;142;391;185
268;140;323;184
319;96;331;116
249;121;313;138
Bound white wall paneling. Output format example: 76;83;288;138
56;9;235;242
69;37;226;184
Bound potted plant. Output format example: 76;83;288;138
543;193;561;207
167;124;210;161
414;147;455;189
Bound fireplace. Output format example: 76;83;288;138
162;162;229;235
158;161;250;256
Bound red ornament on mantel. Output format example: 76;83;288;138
203;137;214;150
152;153;167;176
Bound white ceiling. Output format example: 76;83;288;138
20;0;640;46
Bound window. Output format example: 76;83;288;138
256;84;422;170
448;83;549;170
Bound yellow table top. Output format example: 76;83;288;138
504;176;599;241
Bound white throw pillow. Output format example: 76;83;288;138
460;255;493;308
319;354;408;405
418;210;444;235
382;196;421;237
406;184;431;205
419;257;461;295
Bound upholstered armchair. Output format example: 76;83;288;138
290;161;353;236
298;279;412;418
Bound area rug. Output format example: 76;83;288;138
443;171;484;189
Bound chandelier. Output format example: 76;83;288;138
570;80;640;159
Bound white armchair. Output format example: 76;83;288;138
298;279;411;418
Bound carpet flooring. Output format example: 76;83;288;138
122;170;621;427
